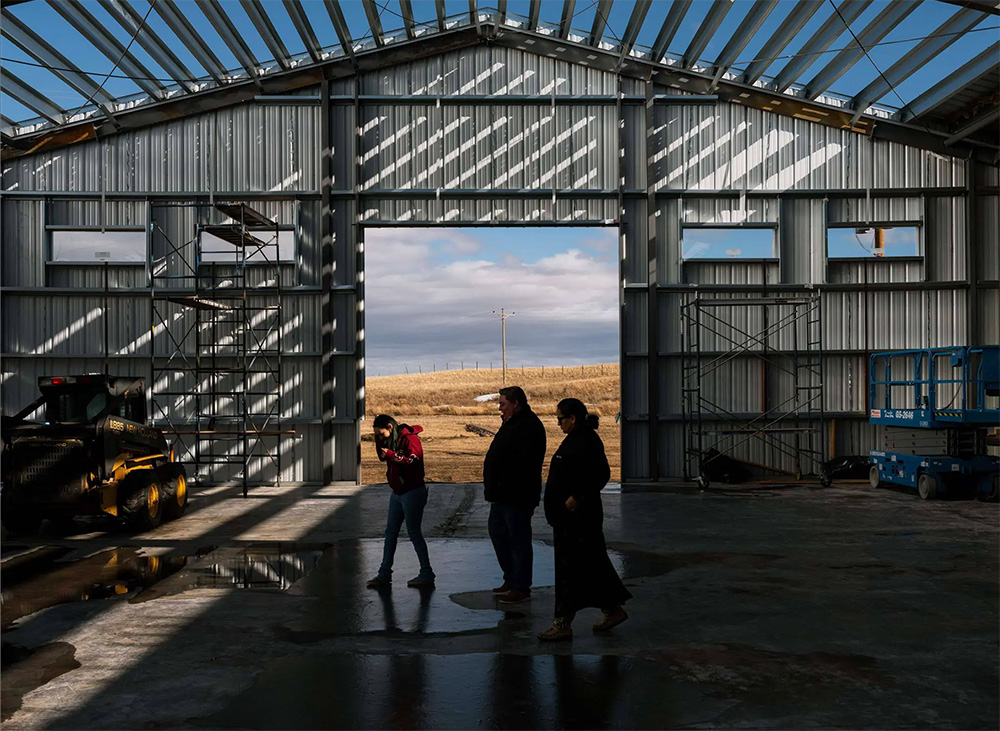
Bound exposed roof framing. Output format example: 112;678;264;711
619;0;652;58
559;0;577;39
710;0;778;84
683;0;733;68
324;0;356;61
851;7;985;116
650;0;691;64
903;42;999;120
150;0;228;82
1;0;997;158
3;70;65;124
361;0;385;46
240;0;293;71
590;0;614;46
398;0;416;39
0;10;120;117
199;0;261;78
741;0;824;86
46;0;166;99
97;0;198;93
803;0;921;100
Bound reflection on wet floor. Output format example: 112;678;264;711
0;642;80;722
196;653;729;730
182;544;327;590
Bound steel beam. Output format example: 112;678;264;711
590;0;613;46
199;0;261;78
323;0;356;61
240;0;293;70
282;0;324;62
469;0;480;34
435;0;446;31
945;106;1000;145
804;0;920;100
150;0;228;82
902;42;999;121
620;0;652;57
936;0;1000;14
361;0;385;46
772;0;870;93
1;10;120;116
711;0;778;77
650;0;692;63
559;0;577;39
2;71;65;125
852;7;984;114
742;0;823;85
98;0;198;92
682;0;733;68
46;0;166;99
399;0;415;39
528;0;540;30
1;114;14;126
498;0;507;24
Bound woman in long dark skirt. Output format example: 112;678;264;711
538;397;632;641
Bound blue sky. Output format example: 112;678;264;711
364;227;619;376
2;1;998;121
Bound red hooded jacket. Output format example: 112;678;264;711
377;424;425;494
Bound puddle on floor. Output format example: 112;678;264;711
1;642;80;721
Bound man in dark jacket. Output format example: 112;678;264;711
483;386;546;603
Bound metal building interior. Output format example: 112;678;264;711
0;1;998;728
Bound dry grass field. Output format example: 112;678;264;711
362;364;620;484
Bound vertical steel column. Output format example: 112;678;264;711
966;160;979;343
321;77;335;486
354;76;365;485
644;80;660;480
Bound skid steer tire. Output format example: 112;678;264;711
161;464;188;521
119;472;163;532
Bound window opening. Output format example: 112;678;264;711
50;230;145;263
682;227;776;259
827;226;919;258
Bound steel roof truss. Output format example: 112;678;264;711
772;0;871;93
711;0;778;81
3;70;65;125
590;0;613;46
151;0;228;82
903;42;999;121
98;0;197;93
398;0;415;39
742;0;823;85
620;0;652;58
650;0;692;64
435;0;446;31
528;0;540;30
323;0;356;61
46;0;166;99
361;0;385;46
240;0;292;70
470;0;480;34
497;0;507;24
851;7;985;114
945;106;1000;145
282;0;324;63
200;0;261;78
559;0;577;39
804;0;920;100
683;0;733;68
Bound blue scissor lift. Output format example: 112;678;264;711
868;346;999;500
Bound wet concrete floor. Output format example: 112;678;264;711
1;481;997;729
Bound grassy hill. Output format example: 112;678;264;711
363;364;620;484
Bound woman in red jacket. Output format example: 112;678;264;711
367;414;435;589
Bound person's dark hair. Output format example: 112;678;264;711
499;385;528;409
557;397;599;430
373;414;399;430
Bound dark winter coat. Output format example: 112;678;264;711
543;426;611;529
377;424;425;494
483;407;547;510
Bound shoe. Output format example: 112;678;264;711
498;590;531;604
537;621;573;641
492;582;511;594
366;576;390;589
407;576;434;588
593;607;628;632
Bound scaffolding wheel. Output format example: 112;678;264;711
868;466;881;489
917;474;938;501
819;471;832;488
697;472;710;490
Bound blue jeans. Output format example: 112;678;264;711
488;503;534;592
377;487;434;581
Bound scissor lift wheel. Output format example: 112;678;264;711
917;474;938;500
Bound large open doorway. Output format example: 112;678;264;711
361;226;620;484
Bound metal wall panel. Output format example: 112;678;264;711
779;198;825;284
1;200;45;287
976;195;998;280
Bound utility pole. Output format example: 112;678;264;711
493;308;515;385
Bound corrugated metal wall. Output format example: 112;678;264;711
2;45;997;484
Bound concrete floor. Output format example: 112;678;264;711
1;481;997;729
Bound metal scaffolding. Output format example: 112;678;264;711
149;202;286;496
682;294;825;485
